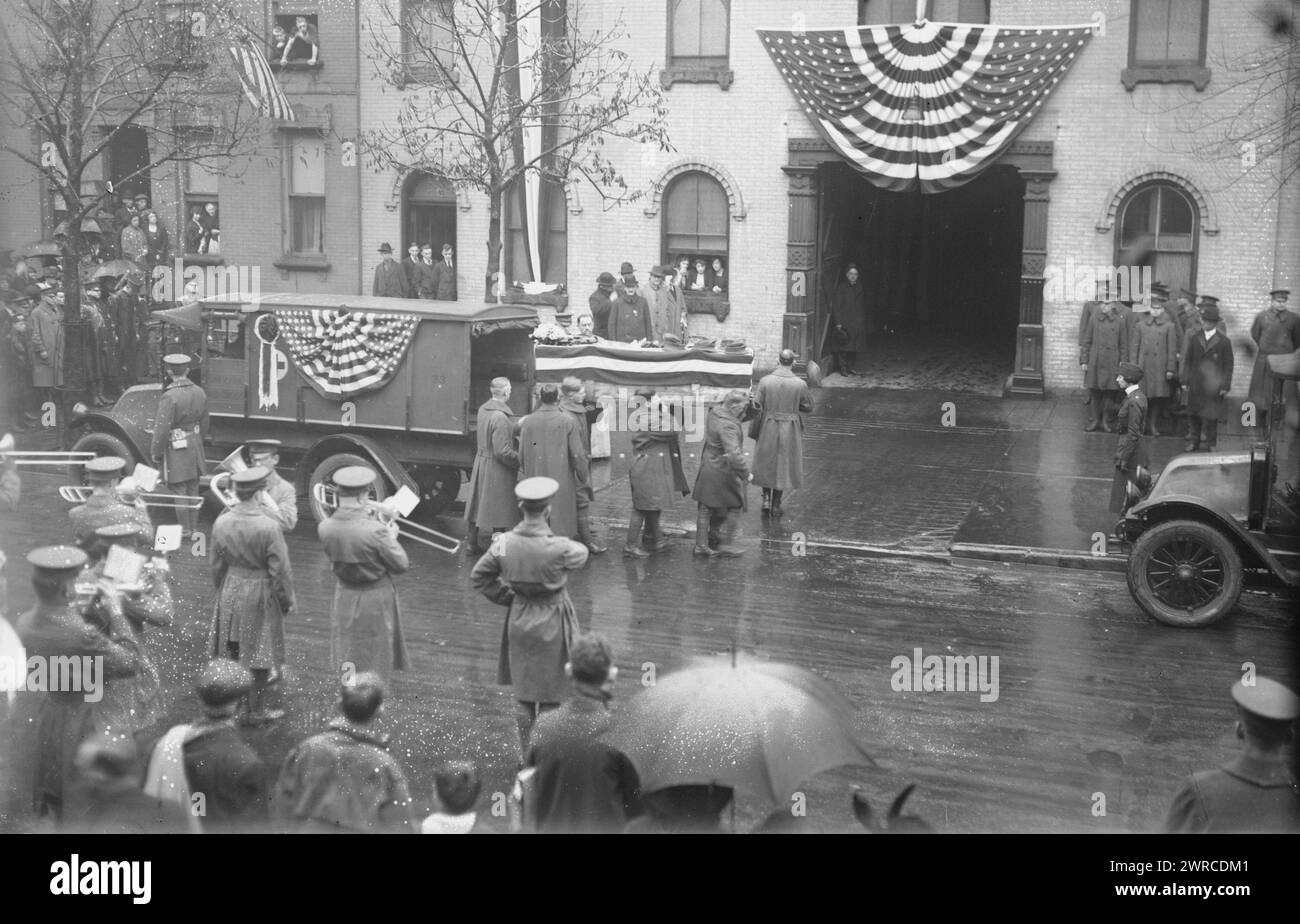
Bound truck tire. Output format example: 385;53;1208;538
68;431;137;484
308;452;389;524
1127;519;1244;627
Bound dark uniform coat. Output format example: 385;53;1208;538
372;259;409;298
470;521;588;704
1165;753;1300;834
752;366;813;491
1248;307;1300;411
1081;308;1128;390
559;396;598;505
107;285;141;385
518;404;588;540
588;288;614;339
644;285;681;342
88;558;173;735
431;259;456;300
607;290;653;343
255;472;298;533
318;504;410;679
272;718;416;833
829;280;868;353
1131;314;1179;399
1180;328;1234;419
1109;387;1149;514
68;491;154;545
466;398;522;530
629;402;689;511
29;299;63;388
180;720;269;832
692;403;750;511
150;377;208;485
209;501;294;669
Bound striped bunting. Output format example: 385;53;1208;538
535;344;753;388
228;40;295;121
759;20;1093;193
277;309;418;398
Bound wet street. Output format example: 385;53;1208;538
3;384;1295;833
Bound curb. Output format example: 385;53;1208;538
949;542;1128;573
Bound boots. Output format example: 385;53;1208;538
693;506;716;556
715;509;744;557
576;504;606;554
645;511;670;551
770;489;784;517
761;489;771;514
624;510;649;557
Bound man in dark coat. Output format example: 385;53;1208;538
518;384;588;541
526;633;642;833
1166;677;1300;834
1081;300;1128;431
272;673;416;833
829;264;868;376
107;270;144;388
465;377;521;555
752;349;813;516
62;733;188;834
317;466;410;681
1109;362;1149;514
68;455;153;544
558;376;606;554
588;272;616;339
416;244;439;299
692;390;751;557
1248;288;1300;433
150;353;208;537
1180;302;1234;452
607;263;653;343
471;477;589;758
1130;294;1179;435
402;244;423;297
431;243;457;300
624;387;689;557
372;243;409;298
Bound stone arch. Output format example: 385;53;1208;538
386;168;473;212
643;157;747;220
1096;168;1219;236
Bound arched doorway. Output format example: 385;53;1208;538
108;124;150;202
402;172;457;258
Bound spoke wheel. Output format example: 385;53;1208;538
1128;519;1243;627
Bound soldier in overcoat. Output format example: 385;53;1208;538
1248;288;1300;433
465;377;522;554
751;349;813;515
1180;302;1234;452
1130;296;1179;435
1109;363;1149;514
691;390;751;557
1081;301;1128;431
623;387;689;557
150;353;208;537
518;384;588;541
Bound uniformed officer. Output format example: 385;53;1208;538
1165;677;1300;833
150;353;208;537
470;477;589;758
1109;362;1149;515
464;377;522;555
68;455;152;544
317;465;410;681
245;439;298;533
209;466;294;726
1248;288;1300;434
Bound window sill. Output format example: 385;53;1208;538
395;64;460;88
1121;65;1210;91
183;254;225;266
272;59;322;72
274;255;331;271
660;65;733;91
683;293;730;322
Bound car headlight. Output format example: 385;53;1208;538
72;401;89;417
1124;480;1142;509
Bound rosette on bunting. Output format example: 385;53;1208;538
276;308;419;399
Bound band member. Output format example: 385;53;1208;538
1109;363;1148;515
318;466;410;681
7;546;139;821
519;383;589;545
1180;301;1234;452
465;377;521;555
752;349;814;516
1081;300;1128;431
558;376;606;554
624;387;689;557
245;439;298;532
210;466;294;726
470;477;589;758
1130;293;1179;436
1248;288;1300;433
692;390;752;557
68;455;152;544
150;353;208;538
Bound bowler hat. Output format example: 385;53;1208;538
1200;303;1222;322
619;262;635;276
596;272;616;286
196;659;253;708
649;265;667;278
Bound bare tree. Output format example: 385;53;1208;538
0;0;264;398
363;0;672;300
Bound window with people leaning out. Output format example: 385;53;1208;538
271;13;320;67
662;170;728;310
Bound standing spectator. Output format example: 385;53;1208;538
270;24;288;61
624;387;688;557
1180;300;1234;452
143;211;169;270
1248;288;1300;434
372;243;409;298
431;243;457;300
29;291;63;419
625;784;734;834
1081;300;1128;432
829;264;868;377
470;477;589;758
558;376;606;554
107;270;144;388
421;762;486;834
62;733;188;834
607;264;653;343
691;390;751;557
1166;677;1300;833
272;674;416;833
1130;294;1179;435
587;272;616;339
518;383;588;541
752;349;814;517
644;265;681;342
185;207;206;255
526;633;643;833
0;290;33;431
403;244;422;296
1109;363;1148;515
120;214;147;265
465;377;522;555
202;203;220;255
281;16;319;65
709;257;728;294
672;255;691;298
150;354;207;537
415;244;436;298
689;258;709;291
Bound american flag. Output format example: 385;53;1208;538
759;20;1094;193
277;309;419;398
228;40;296;122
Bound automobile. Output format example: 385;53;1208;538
63;292;539;528
1116;352;1300;626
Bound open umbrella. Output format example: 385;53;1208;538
602;654;876;805
87;259;143;281
18;241;62;258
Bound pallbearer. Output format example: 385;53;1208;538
68;455;152;544
317;465;410;681
245;439;298;532
150;353;208;538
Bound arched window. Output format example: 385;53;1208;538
1115;182;1197;298
662;171;728;296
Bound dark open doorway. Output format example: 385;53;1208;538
108;124;151;202
816;162;1024;393
403;172;457;260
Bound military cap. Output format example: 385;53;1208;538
1270;288;1290;300
1149;281;1170;297
596;272;616;286
1200;302;1222;322
162;352;192;369
84;455;126;479
1232;677;1299;721
516;476;559;503
1197;295;1219;308
1178;287;1197;302
196;659;253;707
94;523;143;541
231;465;269;487
246;439;282;456
378;242;393;254
1118;362;1144;383
27;545;88;574
619;262;635;276
332;465;376;490
23;285;43;300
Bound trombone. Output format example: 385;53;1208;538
2;451;96;465
312;482;462;554
59;484;204;509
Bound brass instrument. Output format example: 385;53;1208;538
59;484;203;509
2;450;96;465
209;446;247;509
312;482;461;554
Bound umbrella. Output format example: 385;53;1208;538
87;259;143;281
602;654;876;805
18;241;62;258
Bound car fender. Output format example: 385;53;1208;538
299;433;419;496
66;410;153;463
1125;494;1295;585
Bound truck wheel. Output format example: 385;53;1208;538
1127;519;1243;627
308;453;389;524
68;432;136;484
